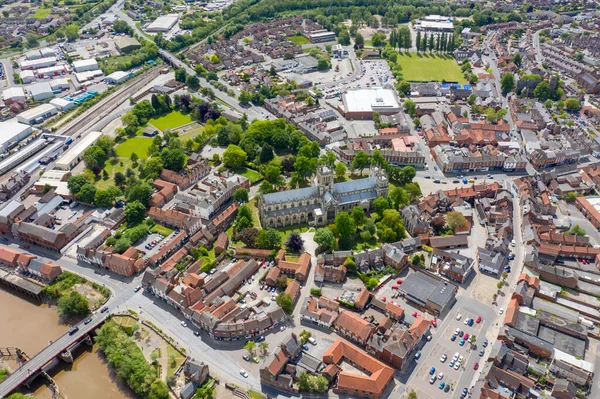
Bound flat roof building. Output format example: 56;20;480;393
105;71;131;85
2;87;26;105
19;70;35;84
399;270;457;317
72;58;99;73
20;57;57;70
339;88;401;120
55;131;103;170
29;82;54;101
115;36;141;53
146;15;178;32
49;98;75;112
16;104;57;125
307;31;336;43
0;120;33;152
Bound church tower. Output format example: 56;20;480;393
371;167;389;198
316;165;334;194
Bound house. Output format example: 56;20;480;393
284;279;301;305
183;359;209;385
25;259;62;282
399;271;457;317
332;310;376;345
275;250;311;281
314;263;346;283
433;248;474;283
300;296;340;328
214;232;228;255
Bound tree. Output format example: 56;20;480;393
411;254;424;268
365;277;379;290
78;183;97;204
68;174;91;195
534;81;551;101
148;380;169;399
397;80;411;96
114;237;132;253
94;186;121;208
244;340;256;356
83;145;107;172
236;228;259;247
354;33;364;46
373;197;390;215
186;75;200;90
239;90;252;105
223;145;247;167
377;209;406;242
404;99;417;116
431;215;446;232
126;183;153;206
352;151;370;175
351;206;366;226
389;187;408;208
257;228;282;249
314;228;336;250
233;188;249;203
334;162;346;179
334;212;357;241
259;144;275;164
64;24;80;42
276;292;294;314
161;148;186;171
258;342;269;357
512;53;522;66
565;98;581;112
497;281;505;290
286;232;304;252
125;201;147;225
57;291;89;317
446;211;467;230
175;68;187;83
567;225;586;236
564;192;577;203
294;156;317;180
408;390;418;399
500;73;515;94
317;58;329;71
398;166;416;184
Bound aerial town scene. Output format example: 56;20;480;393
0;0;600;399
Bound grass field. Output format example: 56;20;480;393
166;344;185;376
288;35;310;45
231;167;262;184
395;53;466;83
33;7;52;19
149;111;194;131
178;127;204;142
113;315;137;328
115;137;153;159
150;224;173;237
97;159;133;190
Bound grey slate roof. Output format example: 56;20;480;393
333;177;376;194
262;186;318;204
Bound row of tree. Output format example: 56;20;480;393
415;31;455;54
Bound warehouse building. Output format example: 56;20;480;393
72;58;99;73
0;120;33;152
50;98;75;112
2;87;26;105
50;78;70;91
20;57;57;70
105;71;131;85
54;131;103;170
25;49;42;61
29;82;54;101
16;104;58;125
338;88;401;120
307;31;336;43
416;15;454;32
75;70;104;84
115;36;141;53
146;15;179;32
19;70;35;84
36;65;66;78
399;270;457;317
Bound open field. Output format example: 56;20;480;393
33;7;52;19
97;159;133;190
288;35;310;45
231;167;262;184
149;111;194;131
395;53;466;83
115;137;153;158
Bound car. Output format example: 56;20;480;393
240;370;248;378
451;335;457;341
243;355;250;361
440;354;447;363
415;351;421;359
444;384;450;393
453;179;460;183
425;175;432;179
474;362;479;370
464;318;470;325
413;311;419;317
256;336;265;342
252;357;260;363
455;328;461;335
194;331;200;337
431;319;437;327
453;352;459;361
280;325;286;332
84;318;92;325
438;372;444;380
476;316;482;323
468;318;474;327
426;335;432;341
499;308;504;314
396;279;403;284
382;296;386;302
449;360;455;367
308;337;317;345
456;314;462;321
454;362;460;370
483;339;488;347
391;285;398;290
439;382;445;390
68;327;79;335
464;333;470;340
459;355;464;363
181;321;188;327
134;285;142;292
479;349;485;356
302;344;309;351
429;367;436;375
511;240;516;247
462;388;468;397
458;331;464;337
100;306;109;313
459;339;465;346
429;376;436;384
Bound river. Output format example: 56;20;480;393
0;288;134;399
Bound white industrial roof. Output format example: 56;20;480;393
2;87;25;100
21;57;56;68
342;88;400;113
419;20;454;30
29;82;53;96
0;120;32;142
73;58;98;68
20;70;35;78
553;349;594;372
55;131;103;168
50;98;73;106
18;103;56;120
147;15;178;30
106;71;129;80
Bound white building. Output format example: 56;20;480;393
50;98;75;112
75;70;104;84
417;15;454;32
37;65;66;78
2;87;26;104
146;15;179;32
29;82;54;101
20;57;57;70
35;170;71;197
54;131;103;170
339;88;401;119
39;47;55;58
0;120;33;152
105;71;131;84
20;70;36;84
16;104;57;125
50;78;70;91
72;58;99;73
25;49;42;60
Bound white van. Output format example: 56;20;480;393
308;337;317;345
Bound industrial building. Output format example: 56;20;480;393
307;31;336;43
49;78;69;91
416;15;454;32
0;120;33;152
105;71;131;85
35;170;71;197
20;57;57;70
19;70;35;84
50;98;75;112
75;70;104;84
146;15;179;32
54;131;103;170
37;65;67;78
338;88;401;120
16;104;58;125
399;270;457;317
2;87;26;105
72;58;99;73
29;82;54;101
115;36;141;53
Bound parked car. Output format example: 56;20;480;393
474;362;479;370
449;360;455;367
462;388;468;398
479;349;484;356
302;344;309;351
429;376;436;384
464;333;470;340
459;339;465;346
456;314;462;321
439;382;445;390
468;318;474;327
476;316;482;323
256;336;265;342
308;337;317;345
451;335;456;341
444;384;450;392
429;367;436;375
483;339;488;347
240;370;248;378
464;318;470;325
181;321;187;327
415;351;421;359
440;354;447;363
438;372;444;380
243;355;250;361
100;306;109;313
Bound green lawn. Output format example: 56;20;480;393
115;137;153;159
166;344;185;377
231;167;263;184
149;111;194;131
288;35;310;45
276;224;311;246
178;126;204;142
395;53;466;83
97;159;133;190
33;7;52;19
151;224;174;237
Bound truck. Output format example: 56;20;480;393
579;317;595;329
